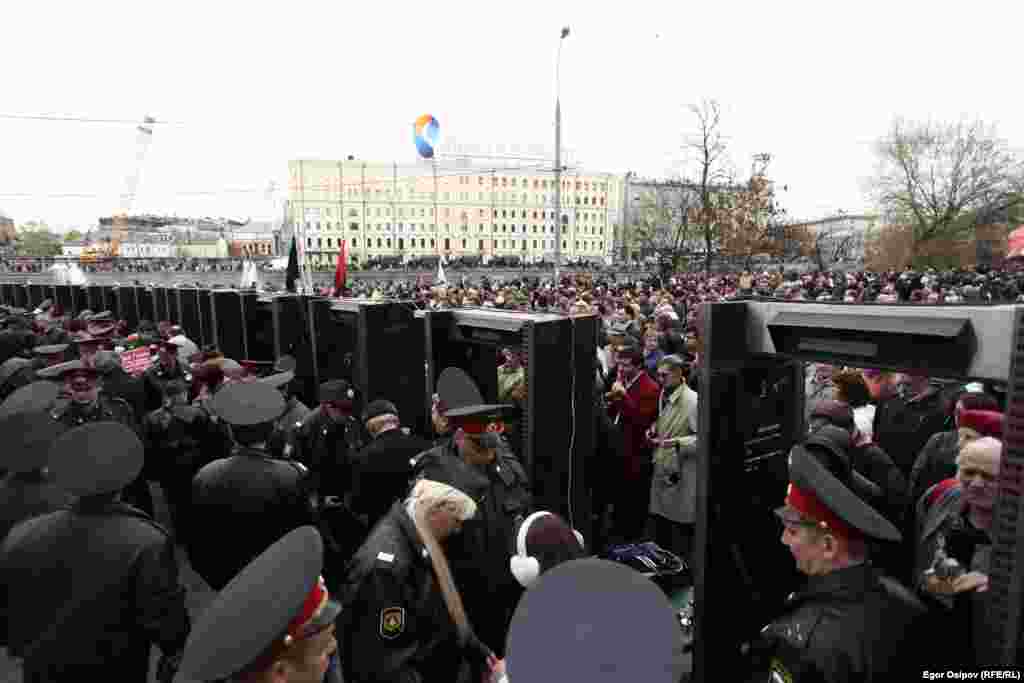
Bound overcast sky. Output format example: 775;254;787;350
1;0;1020;231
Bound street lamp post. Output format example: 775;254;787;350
554;26;570;283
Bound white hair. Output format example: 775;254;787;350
405;479;477;521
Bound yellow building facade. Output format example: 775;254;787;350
287;159;622;266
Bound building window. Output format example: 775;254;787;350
533;240;537;248
327;238;333;247
306;238;312;248
353;238;358;247
430;239;435;248
377;238;382;248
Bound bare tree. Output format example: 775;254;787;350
629;182;700;267
684;100;736;273
867;118;1024;257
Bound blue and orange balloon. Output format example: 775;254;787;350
414;114;440;159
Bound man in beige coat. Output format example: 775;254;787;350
646;354;699;560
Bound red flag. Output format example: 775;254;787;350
1008;226;1024;259
334;240;347;296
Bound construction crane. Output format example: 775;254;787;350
81;115;156;262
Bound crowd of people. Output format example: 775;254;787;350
0;260;1018;681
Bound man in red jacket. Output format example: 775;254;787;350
606;343;660;543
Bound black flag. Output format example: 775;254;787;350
285;237;299;293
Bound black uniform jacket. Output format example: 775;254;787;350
141;404;216;482
0;499;190;682
187;445;316;590
100;368;147;428
50;395;135;428
412;441;532;655
350;428;435;530
339;502;487;683
142;360;187;413
753;564;927;683
0;471;73;543
294;406;365;499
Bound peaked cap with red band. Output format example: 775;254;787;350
179;526;342;681
435;366;512;423
776;444;901;543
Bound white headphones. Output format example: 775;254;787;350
509;511;585;588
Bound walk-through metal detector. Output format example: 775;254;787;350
310;298;427;435
692;300;1024;681
418;308;597;541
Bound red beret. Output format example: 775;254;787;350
958;409;1004;438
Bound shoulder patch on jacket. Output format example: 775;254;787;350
769;657;794;683
380;606;405;639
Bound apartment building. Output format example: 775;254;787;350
285;158;623;265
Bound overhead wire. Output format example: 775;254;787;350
0;114;185;125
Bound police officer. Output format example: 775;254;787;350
142;338;188;413
0;380;60;421
0;343;64;401
0;421;190;683
749;441;928;681
413;367;533;658
69;333;106;369
178;526;343;683
186;381;317;591
141;378;215;538
42;359;154;517
261;367;310;458
350;399;435;531
0;410;71;542
339;478;496;682
294;379;364;502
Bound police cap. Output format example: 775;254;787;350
0;411;63;472
211;381;286;427
435;367;511;420
38;359;100;382
363;399;399;423
48;422;144;497
0;381;61;420
506;558;679;683
776;443;901;543
32;344;68;358
319;379;354;404
178;526;342;681
260;370;295;389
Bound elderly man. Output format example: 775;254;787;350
914;436;1003;669
349;399;433;531
646;354;698;560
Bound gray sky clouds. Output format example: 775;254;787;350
1;0;1020;229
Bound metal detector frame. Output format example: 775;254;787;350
692;300;1024;681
